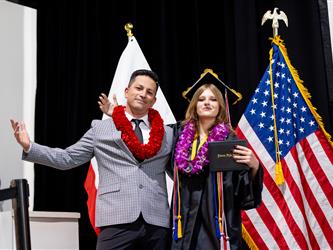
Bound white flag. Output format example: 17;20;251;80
85;36;176;233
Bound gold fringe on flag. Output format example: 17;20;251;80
271;36;333;149
242;224;259;250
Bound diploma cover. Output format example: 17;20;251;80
208;140;250;171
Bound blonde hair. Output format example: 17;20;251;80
183;84;230;132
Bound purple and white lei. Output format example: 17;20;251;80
175;120;229;175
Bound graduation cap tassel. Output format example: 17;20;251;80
212;173;221;238
222;207;231;250
217;172;231;250
224;90;232;127
173;165;182;240
217;172;223;235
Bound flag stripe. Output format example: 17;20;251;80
282;153;319;249
290;145;332;248
302;136;333;210
311;131;333;186
258;187;292;249
84;163;100;234
238;116;320;249
242;126;330;249
294;145;333;246
262;164;307;249
237;119;304;249
241;211;270;250
245;208;280;249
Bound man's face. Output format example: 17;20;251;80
125;75;157;117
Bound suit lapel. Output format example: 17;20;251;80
143;132;169;163
112;130;135;158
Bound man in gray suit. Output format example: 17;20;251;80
11;69;174;250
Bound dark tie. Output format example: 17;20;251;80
132;119;144;144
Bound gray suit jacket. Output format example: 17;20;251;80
23;118;174;228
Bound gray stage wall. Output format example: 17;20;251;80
0;0;35;211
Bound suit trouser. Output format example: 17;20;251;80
96;214;171;250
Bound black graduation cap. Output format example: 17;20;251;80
182;69;242;105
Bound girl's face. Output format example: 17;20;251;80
196;88;219;120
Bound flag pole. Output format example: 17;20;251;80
261;8;289;185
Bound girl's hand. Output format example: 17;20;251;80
233;145;259;177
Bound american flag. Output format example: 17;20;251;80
236;37;333;249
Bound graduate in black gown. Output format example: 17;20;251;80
171;72;263;250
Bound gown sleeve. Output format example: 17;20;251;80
227;134;264;210
166;121;182;177
236;165;263;210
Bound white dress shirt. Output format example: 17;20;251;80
125;112;151;144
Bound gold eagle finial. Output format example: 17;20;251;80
262;8;288;37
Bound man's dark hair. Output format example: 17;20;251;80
128;69;159;92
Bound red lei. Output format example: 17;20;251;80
112;106;164;160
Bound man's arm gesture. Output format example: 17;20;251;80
10;119;31;152
98;93;118;117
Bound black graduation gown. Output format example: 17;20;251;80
170;132;263;250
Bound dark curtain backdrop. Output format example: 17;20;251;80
7;0;333;248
